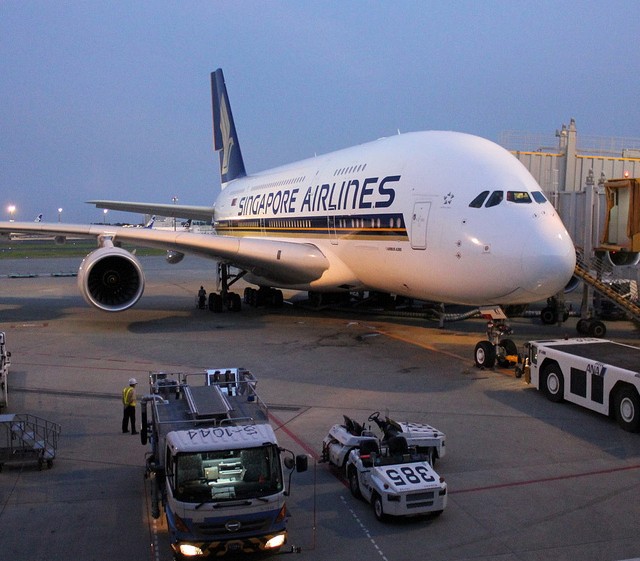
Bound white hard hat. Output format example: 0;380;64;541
129;378;137;385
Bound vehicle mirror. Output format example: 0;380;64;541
295;454;308;473
283;457;294;470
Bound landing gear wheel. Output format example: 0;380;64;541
497;338;518;367
542;363;564;403
208;293;223;313
588;320;606;338
372;493;386;521
614;387;640;432
226;292;241;312
540;306;558;325
474;340;496;368
576;318;590;335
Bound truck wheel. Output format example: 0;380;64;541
614;387;640;432
542;364;564;403
348;468;362;499
372;493;387;521
474;340;495;368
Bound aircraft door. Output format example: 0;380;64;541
410;202;431;250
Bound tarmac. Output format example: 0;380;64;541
1;255;640;561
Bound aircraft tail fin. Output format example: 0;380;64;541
211;69;246;186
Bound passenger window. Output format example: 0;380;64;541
485;191;504;207
469;191;490;208
532;191;547;203
506;191;532;203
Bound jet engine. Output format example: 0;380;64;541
605;250;640;267
78;246;145;312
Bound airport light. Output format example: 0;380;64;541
103;208;108;224
58;208;63;222
7;205;16;222
172;196;178;231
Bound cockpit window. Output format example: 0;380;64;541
506;191;532;203
485;190;504;208
469;191;490;208
532;191;547;203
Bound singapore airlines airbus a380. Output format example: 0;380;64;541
0;69;576;313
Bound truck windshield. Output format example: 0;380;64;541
173;445;283;503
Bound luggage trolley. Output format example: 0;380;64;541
0;413;61;471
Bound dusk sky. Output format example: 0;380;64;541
2;1;639;223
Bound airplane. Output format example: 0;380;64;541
0;68;576;314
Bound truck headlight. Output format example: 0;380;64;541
265;533;286;549
178;544;203;556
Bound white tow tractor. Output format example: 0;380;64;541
0;332;10;410
321;412;447;521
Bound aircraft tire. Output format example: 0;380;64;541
497;338;518;367
540;306;558;325
576;318;590;335
474;340;495;368
208;293;223;313
588;320;606;338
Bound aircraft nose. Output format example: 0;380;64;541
519;220;576;298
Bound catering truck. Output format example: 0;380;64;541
140;368;307;558
522;338;640;432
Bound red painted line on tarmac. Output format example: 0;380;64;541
268;411;319;460
451;462;640;495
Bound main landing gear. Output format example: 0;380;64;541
204;264;285;313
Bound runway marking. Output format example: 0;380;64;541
451;462;640;495
340;496;389;561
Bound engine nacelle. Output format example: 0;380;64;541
605;251;640;267
166;250;184;264
564;275;580;293
78;246;145;312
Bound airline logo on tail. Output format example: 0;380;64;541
211;69;246;184
219;94;234;177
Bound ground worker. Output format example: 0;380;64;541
198;286;206;309
122;378;138;434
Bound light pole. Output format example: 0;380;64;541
172;196;178;231
7;205;15;222
103;208;108;224
58;208;63;222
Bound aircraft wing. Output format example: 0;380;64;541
0;221;329;284
87;200;214;222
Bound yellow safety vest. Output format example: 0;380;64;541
122;386;136;407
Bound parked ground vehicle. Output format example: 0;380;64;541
0;332;10;410
521;338;640;431
140;368;307;558
321;412;447;520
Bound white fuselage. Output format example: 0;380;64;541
213;131;576;306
